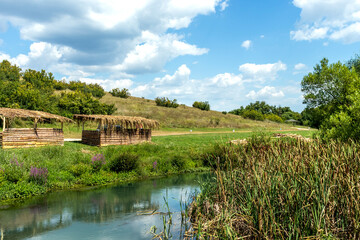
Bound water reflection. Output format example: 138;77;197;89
0;173;210;240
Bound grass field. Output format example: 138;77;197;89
0;129;315;206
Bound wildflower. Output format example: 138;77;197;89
91;154;106;171
29;167;48;185
153;161;157;170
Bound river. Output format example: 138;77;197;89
0;173;211;240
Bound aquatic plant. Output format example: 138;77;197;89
29;167;48;185
190;137;360;239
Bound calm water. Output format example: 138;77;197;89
0;173;211;240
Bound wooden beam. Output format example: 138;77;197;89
34;118;38;129
2;117;5;132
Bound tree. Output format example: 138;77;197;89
109;88;131;98
302;58;360;140
192;101;210;111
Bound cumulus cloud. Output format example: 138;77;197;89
238;61;287;82
241;40;252;49
291;0;360;43
79;78;133;91
246;86;284;100
0;0;226;77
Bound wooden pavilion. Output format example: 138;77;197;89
73;114;159;147
0;108;73;149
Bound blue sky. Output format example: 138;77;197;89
1;0;360;112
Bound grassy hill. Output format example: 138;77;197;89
100;93;294;129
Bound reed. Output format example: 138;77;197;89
190;137;360;239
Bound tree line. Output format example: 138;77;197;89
0;60;116;118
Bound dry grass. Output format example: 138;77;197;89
100;93;291;129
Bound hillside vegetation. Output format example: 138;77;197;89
100;93;292;129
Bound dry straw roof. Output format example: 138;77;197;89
74;114;159;129
0;108;73;123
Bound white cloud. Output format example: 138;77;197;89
246;86;284;100
116;32;208;74
260;35;265;38
291;0;360;43
239;61;287;82
0;39;3;45
241;40;252;49
0;0;226;77
294;63;306;70
220;0;229;11
79;78;133;91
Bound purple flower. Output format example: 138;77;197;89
153;161;157;170
91;154;106;170
29;167;48;184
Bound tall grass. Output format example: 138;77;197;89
190;137;360;239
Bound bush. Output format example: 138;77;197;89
109;153;139;172
242;110;264;121
171;155;186;170
69;163;92;177
3;157;24;183
265;113;284;123
155;97;179;108
109;88;131;98
192;101;210;111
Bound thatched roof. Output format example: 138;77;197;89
73;114;159;129
0;108;73;123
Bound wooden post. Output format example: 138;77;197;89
34;118;38;129
2;117;5;132
61;122;64;130
82;121;85;131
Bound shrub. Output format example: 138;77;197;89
155;97;179;108
265;113;284;123
69;163;92;177
3;157;24;183
91;154;106;172
109;153;139;172
109;88;131;98
171;155;186;170
242;110;264;121
192;101;210;111
29;167;48;185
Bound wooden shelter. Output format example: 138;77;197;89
0;108;73;149
74;114;159;147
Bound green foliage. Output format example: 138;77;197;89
192;101;210;111
0;60;114;118
170;155;186;170
302;57;360;140
230;101;300;123
110;88;131;98
57;91;116;117
265;113;284;123
3;157;24;183
69;163;92;177
242;109;264;121
155;97;179;108
108;152;139;172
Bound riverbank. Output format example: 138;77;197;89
0;129;315;207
